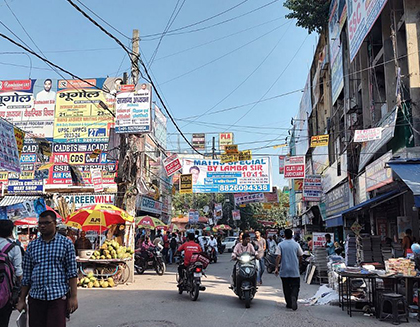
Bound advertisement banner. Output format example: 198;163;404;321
354;127;382;142
188;210;199;224
0;119;20;173
294;179;303;193
312;232;327;249
279;155;285;174
0;198;46;220
63;194;115;209
234;193;265;206
346;0;388;62
192;133;206;151
179;173;193;194
310;135;329;147
232;209;241;221
303;175;322;202
284;156;305;179
136;195;162;215
91;168;104;193
214;203;223;220
225;144;238;154
163;154;182;177
365;150;393;191
153;105;167;148
325;182;350;217
115;83;152;133
14;128;25;158
182;158;271;193
219;132;233;152
355;172;367;205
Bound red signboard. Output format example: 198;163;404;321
163;154;182;177
279;155;285;174
284;156;305;179
0;80;32;91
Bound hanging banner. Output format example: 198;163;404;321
354;127;382;142
294;179;303;193
115;83;152;133
303;175;322;202
188;210;199;224
279;155;285;174
346;0;388;62
91;168;104;193
234;193;265;206
284;156;305;179
182;158;271;193
192;133;206;151
179;173;193;194
0;198;46;220
13;128;25;158
163;153;182;177
214;203;223;220
219;132;234;152
232;209;241;221
310;135;329;147
0;119;20;173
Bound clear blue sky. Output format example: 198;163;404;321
0;0;318;188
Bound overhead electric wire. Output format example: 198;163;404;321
65;0;202;156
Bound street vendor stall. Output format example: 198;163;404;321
65;204;134;288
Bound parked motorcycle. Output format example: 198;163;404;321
177;253;208;301
300;251;313;275
264;252;277;274
134;244;166;275
230;252;257;308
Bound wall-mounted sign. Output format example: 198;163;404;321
365;150;393;191
354;127;382;142
219;132;233;151
179;173;193;194
303;175;322;202
284;156;305;179
325;182;350;217
310;135;329;147
163;154;182;177
136;195;163;215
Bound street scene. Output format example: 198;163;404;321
1;0;420;326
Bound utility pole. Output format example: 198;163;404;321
115;29;140;283
211;137;216;226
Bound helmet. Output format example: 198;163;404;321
411;243;420;255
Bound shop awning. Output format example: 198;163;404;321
0;196;40;207
388;162;420;207
325;215;343;228
341;189;400;215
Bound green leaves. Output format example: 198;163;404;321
284;0;331;34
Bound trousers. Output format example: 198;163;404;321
281;277;300;307
0;302;13;327
29;296;67;327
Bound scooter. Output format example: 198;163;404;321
264;252;277;274
177;253;207;301
134;243;166;275
230;252;257;308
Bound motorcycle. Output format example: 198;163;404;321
177;253;208;301
264;252;277;274
134;244;166;275
207;245;218;263
300;251;313;275
218;242;225;254
230;252;257;308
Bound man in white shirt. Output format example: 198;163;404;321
207;235;218;258
35;79;56;102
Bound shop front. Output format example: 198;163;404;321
324;182;351;241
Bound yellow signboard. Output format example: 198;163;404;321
225;144;238;154
221;153;239;164
13;127;25;158
310;135;329;147
294;179;303;192
239;150;252;161
179;173;193;194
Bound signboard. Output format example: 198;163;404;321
329;0;347;104
214;203;223;219
303;175;322;202
264;187;278;203
163;154;182;177
182;158;271;193
188;210;199;224
225;144;238;154
325;182;350;217
354;127;382;142
312;232;327;249
220;150;252;163
355;172;367;205
294;179;303;193
312;145;329;175
64;194;115;209
192;133;206;151
234;193;264;206
310;135;329;147
14;128;25;158
346;0;388;62
284;156;305;179
179;173;193;194
359;107;397;170
365;150;393;191
232;209;241;221
115;84;152;133
153;105;167;148
219;132;233;151
279;155;285;174
91;168;104;193
136;195;162;215
0;198;46;220
0;119;20;173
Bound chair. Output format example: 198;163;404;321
379;293;408;325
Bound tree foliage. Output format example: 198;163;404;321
284;0;331;34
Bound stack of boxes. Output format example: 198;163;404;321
345;235;357;266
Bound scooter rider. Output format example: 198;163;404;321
175;233;202;285
208;235;218;258
231;233;256;287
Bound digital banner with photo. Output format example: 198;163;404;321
182;158;272;193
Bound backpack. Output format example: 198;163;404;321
0;242;17;308
170;237;177;249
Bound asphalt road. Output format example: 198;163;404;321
11;253;392;327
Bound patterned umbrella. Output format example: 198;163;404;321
136;216;166;230
14;217;38;226
65;204;133;231
214;224;232;231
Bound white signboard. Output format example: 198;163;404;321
91;168;104;193
115;83;152;133
303;175;322;202
182;158;272;193
136;195;162;215
354;127;382;142
313;232;327;249
64;194;115;209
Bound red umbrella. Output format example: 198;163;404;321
14;217;38;226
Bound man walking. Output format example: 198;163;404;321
254;231;266;285
16;210;78;327
274;229;303;311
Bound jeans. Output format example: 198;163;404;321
29;296;68;327
281;277;300;308
0;302;13;327
169;248;176;264
257;258;265;283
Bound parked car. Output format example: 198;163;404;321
222;237;238;252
